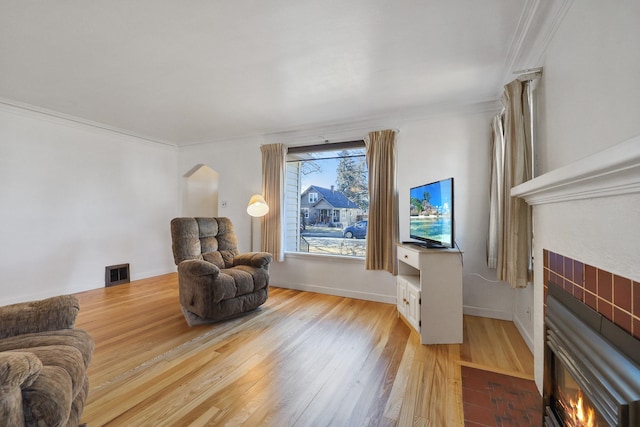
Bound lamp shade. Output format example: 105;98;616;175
247;194;269;217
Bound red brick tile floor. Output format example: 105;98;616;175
462;366;542;427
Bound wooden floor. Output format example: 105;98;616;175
75;274;534;426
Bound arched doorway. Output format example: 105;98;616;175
183;164;219;217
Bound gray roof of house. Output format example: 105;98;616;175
305;186;359;209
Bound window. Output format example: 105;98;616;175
285;141;368;257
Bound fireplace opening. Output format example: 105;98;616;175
553;361;605;426
544;282;640;427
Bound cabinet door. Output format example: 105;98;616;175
396;277;407;317
406;284;420;331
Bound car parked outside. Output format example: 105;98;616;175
343;220;367;239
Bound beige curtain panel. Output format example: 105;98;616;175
494;79;533;288
260;143;287;262
487;114;504;269
365;129;399;275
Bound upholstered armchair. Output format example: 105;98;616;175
170;217;272;325
0;295;94;426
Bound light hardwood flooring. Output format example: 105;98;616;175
75;273;534;426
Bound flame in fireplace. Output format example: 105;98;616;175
568;391;595;427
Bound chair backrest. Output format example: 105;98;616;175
170;217;239;268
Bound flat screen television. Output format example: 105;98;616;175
409;177;454;248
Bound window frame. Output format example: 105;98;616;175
284;140;368;258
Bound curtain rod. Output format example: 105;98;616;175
512;67;542;74
287;140;365;154
272;128;400;153
513;67;543;82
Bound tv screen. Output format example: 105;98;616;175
409;177;454;248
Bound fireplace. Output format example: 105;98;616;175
552;360;604;426
544;282;640;426
508;137;640;425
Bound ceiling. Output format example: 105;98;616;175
0;1;556;146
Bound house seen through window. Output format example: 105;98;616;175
285;141;368;257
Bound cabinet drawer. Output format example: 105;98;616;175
397;245;419;269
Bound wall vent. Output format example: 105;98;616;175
105;263;130;287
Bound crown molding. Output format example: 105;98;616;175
0;97;178;150
501;0;574;87
511;135;640;205
178;100;502;148
502;0;541;80
1;97;502;151
263;100;503;146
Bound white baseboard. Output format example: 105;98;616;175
272;282;396;305
1;268;177;307
463;305;512;321
131;267;176;281
512;312;534;353
0;283;92;306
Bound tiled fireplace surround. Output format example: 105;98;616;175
543;249;640;341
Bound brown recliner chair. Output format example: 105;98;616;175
0;295;94;426
170;217;272;326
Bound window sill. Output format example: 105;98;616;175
283;251;365;263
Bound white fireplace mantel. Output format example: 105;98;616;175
511;135;640;204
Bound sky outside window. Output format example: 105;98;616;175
293;148;366;193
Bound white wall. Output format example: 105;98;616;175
397;110;514;319
537;0;640;174
526;0;640;390
0;105;179;305
179;106;515;313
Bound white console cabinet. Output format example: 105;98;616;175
396;243;463;344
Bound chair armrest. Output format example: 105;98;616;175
233;252;273;269
0;351;42;391
0;295;79;340
178;259;221;279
